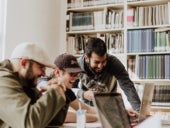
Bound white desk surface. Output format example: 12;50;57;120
46;122;101;128
46;121;170;128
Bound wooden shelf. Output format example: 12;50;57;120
67;3;124;12
132;79;170;85
127;0;170;6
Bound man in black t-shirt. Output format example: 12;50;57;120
38;53;97;123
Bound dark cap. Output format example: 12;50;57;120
54;53;82;73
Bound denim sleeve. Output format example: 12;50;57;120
77;89;84;99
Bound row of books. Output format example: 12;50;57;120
135;84;170;107
135;54;170;79
105;33;124;54
127;3;170;27
152;85;170;106
67;35;87;55
95;9;124;29
69;12;94;31
67;0;123;9
67;32;124;55
68;8;124;31
127;28;170;53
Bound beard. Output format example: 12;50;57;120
20;62;36;88
88;62;103;74
25;67;36;88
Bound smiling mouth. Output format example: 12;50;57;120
95;68;102;72
69;80;75;85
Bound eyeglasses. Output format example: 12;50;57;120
68;72;79;77
61;69;80;77
30;60;46;71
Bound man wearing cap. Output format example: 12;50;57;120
38;53;97;123
0;42;67;128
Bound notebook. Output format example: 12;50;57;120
134;113;162;128
136;83;155;122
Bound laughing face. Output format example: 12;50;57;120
55;69;79;89
85;52;107;73
20;59;46;88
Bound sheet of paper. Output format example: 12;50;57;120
135;113;161;128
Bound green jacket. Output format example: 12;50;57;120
0;60;67;128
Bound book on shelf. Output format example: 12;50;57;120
127;58;137;79
66;14;70;32
126;2;170;27
127;8;135;27
168;2;170;24
67;0;83;9
69;12;94;31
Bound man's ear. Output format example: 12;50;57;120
20;58;29;68
54;67;60;77
84;54;89;63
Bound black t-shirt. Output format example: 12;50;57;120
65;88;76;104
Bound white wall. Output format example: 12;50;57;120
4;0;67;63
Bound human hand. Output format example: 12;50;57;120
126;108;140;125
49;78;68;90
51;83;66;101
83;90;97;101
39;78;66;92
126;108;139;117
39;80;66;101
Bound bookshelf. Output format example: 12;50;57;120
66;0;170;118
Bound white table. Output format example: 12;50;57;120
46;122;102;128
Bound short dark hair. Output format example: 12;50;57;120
85;37;107;57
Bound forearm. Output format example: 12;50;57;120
64;110;76;123
121;82;141;111
84;106;96;114
117;69;141;111
86;113;98;122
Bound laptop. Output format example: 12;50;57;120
137;83;155;122
92;84;155;128
92;93;131;128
